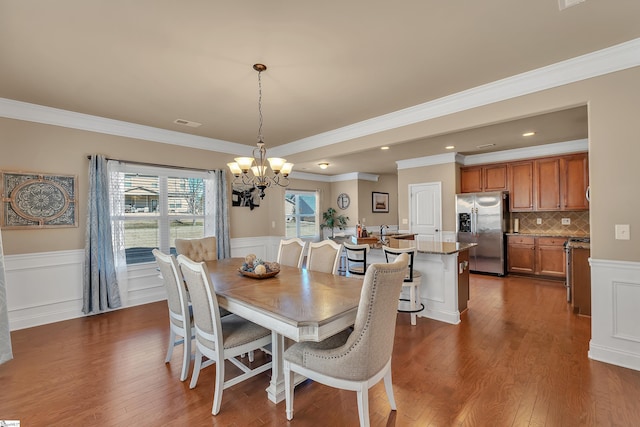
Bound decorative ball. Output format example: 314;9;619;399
254;264;267;275
245;254;257;264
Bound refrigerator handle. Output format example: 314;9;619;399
472;207;477;234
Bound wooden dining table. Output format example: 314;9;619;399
204;257;364;403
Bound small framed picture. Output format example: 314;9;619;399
372;192;389;213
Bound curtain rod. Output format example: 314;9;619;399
86;155;215;173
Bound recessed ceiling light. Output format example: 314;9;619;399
380;146;390;150
318;162;330;169
445;145;455;150
522;131;536;137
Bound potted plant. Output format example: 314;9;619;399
320;207;349;239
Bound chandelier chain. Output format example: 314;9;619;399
257;69;264;143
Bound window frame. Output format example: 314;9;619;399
285;189;320;239
110;163;213;265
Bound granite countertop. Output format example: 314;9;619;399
367;241;477;255
416;241;477;255
505;232;590;239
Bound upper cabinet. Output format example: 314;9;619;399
460;164;507;193
464;152;589;212
533;153;589;211
561;154;590;211
535;157;562;210
509;161;535;211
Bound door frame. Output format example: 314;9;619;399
408;181;443;241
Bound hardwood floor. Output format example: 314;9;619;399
2;274;640;426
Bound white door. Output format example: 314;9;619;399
410;182;442;243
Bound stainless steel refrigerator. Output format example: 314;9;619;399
456;191;509;275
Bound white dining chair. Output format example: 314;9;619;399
382;245;424;326
277;238;306;268
307;239;343;274
284;253;410;427
175;236;231;318
153;249;193;381
177;255;273;415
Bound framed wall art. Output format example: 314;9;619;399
372;191;389;213
1;171;78;229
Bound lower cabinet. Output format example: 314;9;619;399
507;235;567;278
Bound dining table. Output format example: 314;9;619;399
204;257;364;403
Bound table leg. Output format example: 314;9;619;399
266;331;285;403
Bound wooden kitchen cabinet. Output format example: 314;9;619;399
536;237;566;277
534;153;589;211
562;153;589;211
507;235;535;274
535;158;561;210
508;161;534;211
507;235;566;278
460;164;507;193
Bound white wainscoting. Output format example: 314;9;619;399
5;236;281;331
589;258;640;372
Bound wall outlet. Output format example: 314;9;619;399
562;218;571;225
272;221;276;229
536;218;542;225
361;218;366;224
402;218;408;225
615;224;630;240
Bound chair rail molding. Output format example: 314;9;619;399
589;258;640;372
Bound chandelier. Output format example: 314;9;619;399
227;64;293;199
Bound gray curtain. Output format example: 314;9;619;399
211;170;231;259
0;227;13;365
83;155;122;314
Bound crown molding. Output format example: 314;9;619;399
1;38;638;157
273;37;640;157
0;98;252;156
396;139;589;170
460;139;589;165
397;153;462;170
290;171;379;183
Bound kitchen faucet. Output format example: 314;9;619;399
379;225;389;244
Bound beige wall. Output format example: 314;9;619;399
0;118;238;254
329;180;358;229
2;67;639;262
393;66;640;261
397;162;458;232
358;174;398;227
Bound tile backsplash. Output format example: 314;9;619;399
511;211;590;236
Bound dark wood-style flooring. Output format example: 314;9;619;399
2;274;640;426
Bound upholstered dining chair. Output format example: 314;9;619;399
175;236;231;318
284;253;410;427
342;242;370;277
177;255;273;415
382;245;424;326
153;249;193;382
277;238;306;268
175;236;217;262
306;239;343;274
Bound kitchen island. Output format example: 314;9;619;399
368;241;477;324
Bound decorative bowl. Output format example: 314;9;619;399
238;269;280;279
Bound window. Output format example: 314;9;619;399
285;190;319;238
109;163;213;264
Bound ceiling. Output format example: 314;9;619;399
1;1;639;175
